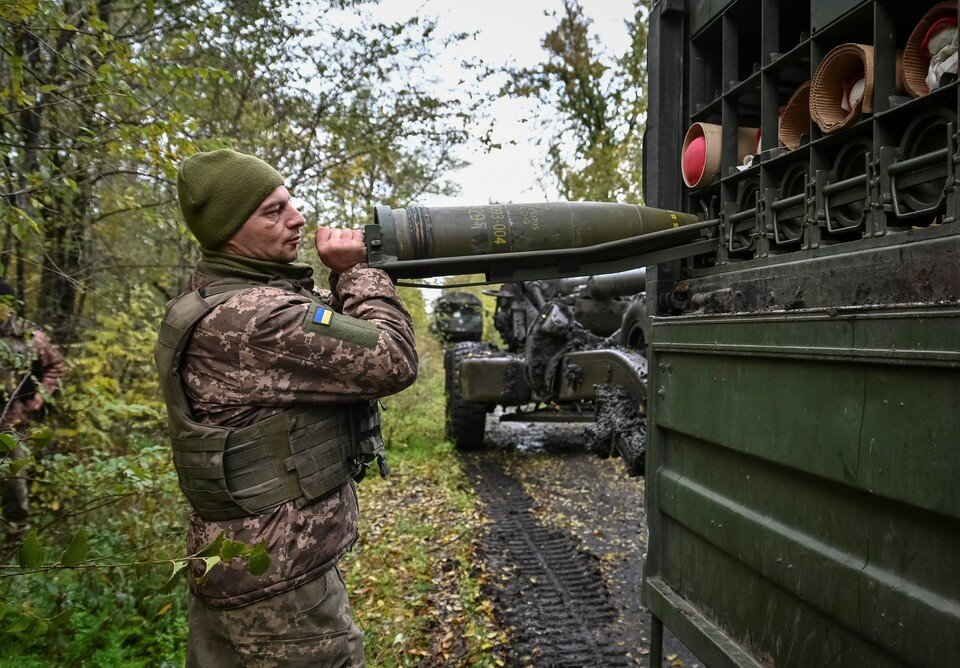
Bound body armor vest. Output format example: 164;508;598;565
154;279;387;521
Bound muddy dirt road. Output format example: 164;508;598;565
460;419;698;667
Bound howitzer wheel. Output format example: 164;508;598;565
618;295;649;350
444;341;494;450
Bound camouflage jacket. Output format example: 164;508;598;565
178;255;417;608
0;306;65;428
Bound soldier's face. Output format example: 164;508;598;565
221;186;306;263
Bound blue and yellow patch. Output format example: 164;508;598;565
312;307;333;326
301;303;379;349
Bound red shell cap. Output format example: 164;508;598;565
922;17;958;58
683;135;707;186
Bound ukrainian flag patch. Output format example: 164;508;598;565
313;307;333;326
302;303;380;348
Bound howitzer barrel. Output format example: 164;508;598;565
547;268;647;299
553;277;587;294
584;268;647;299
365;201;707;282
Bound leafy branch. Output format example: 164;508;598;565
0;528;271;636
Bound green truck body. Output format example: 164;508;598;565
643;0;960;664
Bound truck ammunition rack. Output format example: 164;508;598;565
657;0;960;267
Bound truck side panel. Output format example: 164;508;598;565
643;0;960;661
644;306;960;665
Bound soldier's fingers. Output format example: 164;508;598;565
316;227;333;244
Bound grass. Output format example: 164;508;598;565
343;342;508;666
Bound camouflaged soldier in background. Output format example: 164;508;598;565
0;282;65;531
160;149;417;667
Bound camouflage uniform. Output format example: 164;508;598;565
177;256;417;667
0;305;65;523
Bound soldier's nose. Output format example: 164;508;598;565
289;208;306;228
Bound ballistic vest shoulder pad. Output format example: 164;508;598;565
153;280;386;521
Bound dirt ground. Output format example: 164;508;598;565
460;418;700;667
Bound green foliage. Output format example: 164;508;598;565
59;528;89;567
190;532;271;580
53;285;165;451
245;542;272;578
503;0;651;202
17;528;41;568
3;604;188;667
0;432;17;452
2;0;223;339
0;436;269;663
160;560;189;594
0;0;494;663
1;0;485;340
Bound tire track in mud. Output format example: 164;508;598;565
463;455;635;667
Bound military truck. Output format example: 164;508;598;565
364;0;959;660
637;0;960;664
432;292;483;344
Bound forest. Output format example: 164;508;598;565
0;0;648;664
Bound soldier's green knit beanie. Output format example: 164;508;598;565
177;149;285;250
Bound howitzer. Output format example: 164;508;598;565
487;268;650;351
364;202;692;470
365;202;708;282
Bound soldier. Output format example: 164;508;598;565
155;149;418;666
0;281;65;530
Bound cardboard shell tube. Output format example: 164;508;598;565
903;1;957;97
681;123;760;188
779;81;811;151
811;44;905;133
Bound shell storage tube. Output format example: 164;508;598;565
811;43;905;133
681;123;759;188
779;81;812;151
903;2;959;97
811;44;876;132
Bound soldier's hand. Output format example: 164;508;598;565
316;227;366;274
